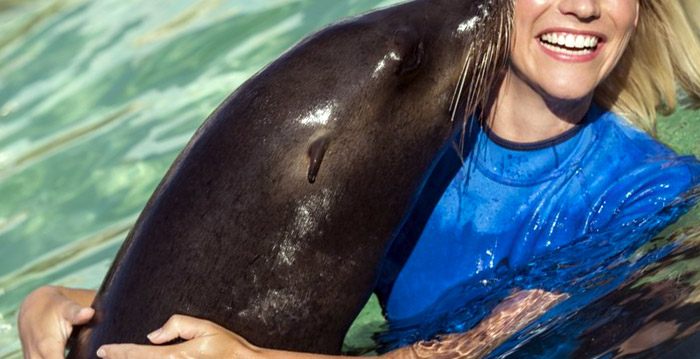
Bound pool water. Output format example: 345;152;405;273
1;1;699;358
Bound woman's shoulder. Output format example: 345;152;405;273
583;106;700;232
592;107;683;159
586;106;699;178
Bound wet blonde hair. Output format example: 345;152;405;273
594;0;700;135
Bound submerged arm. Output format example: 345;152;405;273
388;289;568;359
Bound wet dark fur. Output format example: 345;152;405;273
68;0;511;356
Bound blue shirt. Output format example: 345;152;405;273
376;105;700;322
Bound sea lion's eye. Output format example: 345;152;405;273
393;26;424;77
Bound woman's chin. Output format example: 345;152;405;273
540;85;595;105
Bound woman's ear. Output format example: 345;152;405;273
634;0;640;28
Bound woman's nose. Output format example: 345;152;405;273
557;0;601;22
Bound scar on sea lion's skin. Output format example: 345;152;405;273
388;290;569;359
307;132;332;183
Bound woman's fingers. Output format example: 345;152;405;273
98;315;260;359
55;297;93;342
60;302;82;322
97;343;174;359
71;307;95;324
60;301;94;325
147;314;216;344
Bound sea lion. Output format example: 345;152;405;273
67;0;512;357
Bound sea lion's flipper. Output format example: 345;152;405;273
393;26;424;76
307;134;331;184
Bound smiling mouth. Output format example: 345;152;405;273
538;33;600;56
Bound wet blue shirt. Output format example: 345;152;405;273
376;105;700;321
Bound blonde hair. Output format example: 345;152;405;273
594;0;700;135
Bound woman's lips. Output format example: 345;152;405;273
536;29;605;63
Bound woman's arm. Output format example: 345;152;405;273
96;289;567;359
18;286;96;359
392;289;568;359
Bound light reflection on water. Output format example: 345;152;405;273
0;0;699;358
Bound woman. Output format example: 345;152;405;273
18;0;700;358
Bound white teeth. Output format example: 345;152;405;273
558;34;566;46
540;41;594;55
565;34;575;47
539;32;600;52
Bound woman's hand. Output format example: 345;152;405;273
96;315;263;359
18;286;96;359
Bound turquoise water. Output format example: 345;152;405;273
1;0;699;358
0;1;407;356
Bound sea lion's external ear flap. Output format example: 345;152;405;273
307;134;331;184
393;26;424;76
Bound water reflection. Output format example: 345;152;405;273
378;189;700;358
512;225;700;359
0;1;407;358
